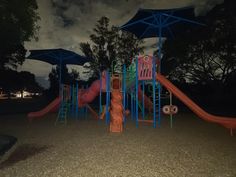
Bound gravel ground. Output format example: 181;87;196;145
0;113;236;177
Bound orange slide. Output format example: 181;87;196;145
156;73;236;135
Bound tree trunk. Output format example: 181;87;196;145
7;91;11;99
21;90;23;98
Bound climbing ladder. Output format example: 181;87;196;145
55;85;71;125
69;84;78;118
56;102;70;124
148;83;159;116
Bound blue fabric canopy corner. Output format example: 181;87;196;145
121;6;204;39
26;48;91;66
26;48;92;91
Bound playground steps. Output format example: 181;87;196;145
138;119;154;123
148;85;159;114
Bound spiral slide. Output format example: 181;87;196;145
110;90;123;132
156;73;236;134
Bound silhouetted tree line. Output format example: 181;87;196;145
0;0;39;70
0;69;43;98
0;0;41;98
160;0;236;106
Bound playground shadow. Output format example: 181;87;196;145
0;144;51;170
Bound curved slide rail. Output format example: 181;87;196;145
138;86;153;109
127;79;153;109
156;73;236;135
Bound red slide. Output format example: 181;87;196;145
156;73;236;134
28;75;106;120
28;97;61;120
77;79;102;107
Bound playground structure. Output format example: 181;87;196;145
25;7;236;136
27;55;236;135
27;55;178;132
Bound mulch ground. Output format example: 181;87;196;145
0;113;236;177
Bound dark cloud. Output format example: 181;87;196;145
20;0;224;85
193;0;223;15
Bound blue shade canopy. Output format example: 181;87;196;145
26;48;91;65
121;6;204;39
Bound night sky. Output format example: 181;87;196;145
18;0;223;88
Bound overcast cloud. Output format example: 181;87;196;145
18;0;223;88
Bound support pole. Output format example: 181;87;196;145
105;70;110;125
76;82;79;119
77;84;81;119
142;80;145;119
135;57;139;127
59;59;62;97
82;85;85;118
123;64;126;124
85;84;88;119
70;84;73;117
152;56;156;128
157;24;163;126
131;93;133;120
99;72;102;118
170;91;173;128
133;93;135;119
126;93;129;114
108;72;111;121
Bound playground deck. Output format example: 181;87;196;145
0;113;236;177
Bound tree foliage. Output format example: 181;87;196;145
161;0;236;88
0;0;40;69
47;65;80;99
80;16;144;77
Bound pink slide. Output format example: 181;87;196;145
28;73;107;120
156;73;236;134
77;79;104;107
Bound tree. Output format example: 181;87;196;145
0;0;40;70
0;69;18;97
0;70;42;98
16;71;43;98
47;67;59;99
161;0;236;89
47;65;80;99
80;16;144;77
